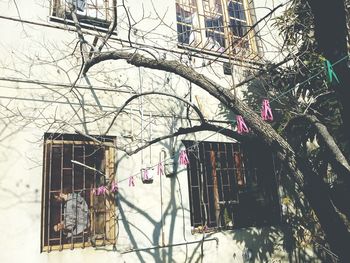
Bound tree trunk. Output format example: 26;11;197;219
306;0;350;143
296;157;350;262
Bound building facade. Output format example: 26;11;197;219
0;0;321;262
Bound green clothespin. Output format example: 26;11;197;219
230;119;236;129
324;59;340;84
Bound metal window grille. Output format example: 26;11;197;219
41;133;117;252
51;0;113;29
176;1;197;45
175;0;257;55
183;140;281;231
202;0;226;51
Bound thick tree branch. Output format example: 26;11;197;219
285;114;350;179
83;51;301;184
304;114;350;175
83;51;294;155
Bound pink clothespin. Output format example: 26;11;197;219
236;115;249;134
110;181;118;193
179;150;190;166
143;169;149;180
141;168;154;183
261;99;273;121
129;176;135;187
96;185;108;195
157;162;165;176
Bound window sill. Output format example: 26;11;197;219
49;15;112;33
42;239;116;252
191;225;234;235
191;220;282;235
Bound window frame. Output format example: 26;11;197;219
175;0;260;58
49;0;114;30
183;140;281;233
40;133;117;252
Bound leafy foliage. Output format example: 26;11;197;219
241;0;350;258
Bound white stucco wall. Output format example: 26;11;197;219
0;1;321;262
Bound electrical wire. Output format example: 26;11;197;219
269;54;350;104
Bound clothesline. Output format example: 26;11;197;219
269;54;349;104
96;54;350;192
114;123;232;186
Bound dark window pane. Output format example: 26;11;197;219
230;19;248;37
51;146;62;191
223;185;232;201
189;162;199;186
63;169;72;191
63;144;72;168
228;1;245;20
177;24;192;44
191;187;202;225
176;3;194;45
221;170;229;185
219;152;227;168
205;164;214;185
207;187;216;226
184;140;280;230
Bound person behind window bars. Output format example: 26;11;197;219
53;192;89;238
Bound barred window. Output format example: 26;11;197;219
50;0;114;29
175;0;259;56
183;140;280;232
41;133;117;252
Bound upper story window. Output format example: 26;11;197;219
50;0;113;29
182;140;280;232
176;0;258;56
41;133;117;252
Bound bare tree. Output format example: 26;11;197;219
1;0;350;261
